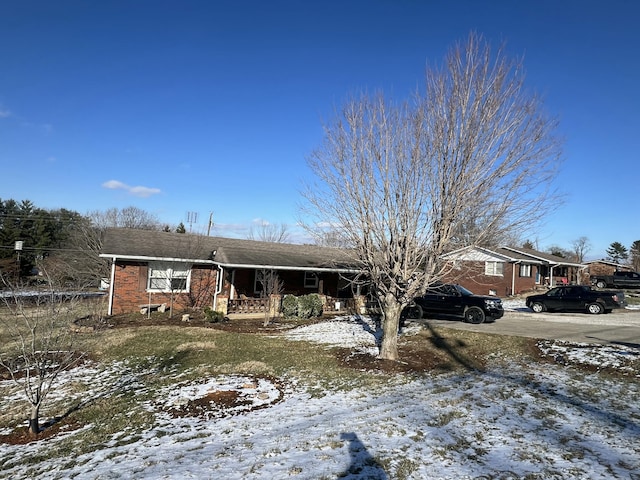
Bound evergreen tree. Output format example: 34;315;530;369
176;222;186;234
0;199;83;278
606;241;628;264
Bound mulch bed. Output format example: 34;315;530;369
0;417;84;445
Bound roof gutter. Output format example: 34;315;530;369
99;253;217;264
213;261;360;274
501;247;584;267
101;254;359;274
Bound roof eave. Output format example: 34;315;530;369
214;261;360;274
99;253;217;264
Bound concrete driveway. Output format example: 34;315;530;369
422;308;640;347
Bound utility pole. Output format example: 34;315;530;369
14;240;23;282
207;212;214;236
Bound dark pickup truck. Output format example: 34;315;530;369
526;285;626;314
591;271;640;289
403;283;504;324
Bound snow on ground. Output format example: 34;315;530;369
1;315;639;480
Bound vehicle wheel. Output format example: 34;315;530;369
402;304;423;320
530;302;545;313
587;303;604;314
407;304;423;319
596;281;606;289
464;306;485;324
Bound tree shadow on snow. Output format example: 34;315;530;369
338;432;388;479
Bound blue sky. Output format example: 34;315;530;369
0;0;637;259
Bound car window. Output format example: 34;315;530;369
443;285;457;295
547;288;561;297
457;285;474;296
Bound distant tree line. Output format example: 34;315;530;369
0;200;171;286
0;199;303;288
0;199;84;279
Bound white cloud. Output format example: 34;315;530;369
0;107;12;118
251;218;270;226
102;180;162;198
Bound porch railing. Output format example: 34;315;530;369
324;297;357;313
227;297;269;314
226;296;357;315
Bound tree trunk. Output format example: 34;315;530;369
28;404;40;436
379;296;402;361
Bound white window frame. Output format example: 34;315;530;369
148;262;191;292
304;271;319;288
519;264;532;278
484;261;504;276
254;270;268;295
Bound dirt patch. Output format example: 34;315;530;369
155;375;286;420
334;336;486;374
0;416;84;445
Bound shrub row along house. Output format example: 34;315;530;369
100;229;582;315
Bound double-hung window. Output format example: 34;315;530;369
148;262;190;292
519;264;532;278
484;261;504;276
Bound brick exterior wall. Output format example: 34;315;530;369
110;261;218;314
444;261;538;297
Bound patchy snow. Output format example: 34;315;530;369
281;315;422;356
1;316;639;480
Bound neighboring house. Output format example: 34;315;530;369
441;246;584;296
583;260;633;279
99;228;361;315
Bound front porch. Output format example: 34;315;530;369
223;295;360;316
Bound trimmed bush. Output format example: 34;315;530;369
298;294;323;319
281;295;299;318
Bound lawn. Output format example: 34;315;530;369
1;308;639;479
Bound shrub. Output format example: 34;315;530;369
281;295;299;318
298;294;323;319
203;307;225;323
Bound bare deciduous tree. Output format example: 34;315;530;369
571;236;591;263
0;269;86;436
90;206;161;230
54;207;162;288
312;227;352;248
303;33;562;360
247;222;291;243
257;269;284;327
143;232;215;317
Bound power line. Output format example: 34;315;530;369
0;245;91;253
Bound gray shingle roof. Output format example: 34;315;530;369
500;246;584;267
100;228;359;272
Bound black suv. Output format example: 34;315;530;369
404;284;504;324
